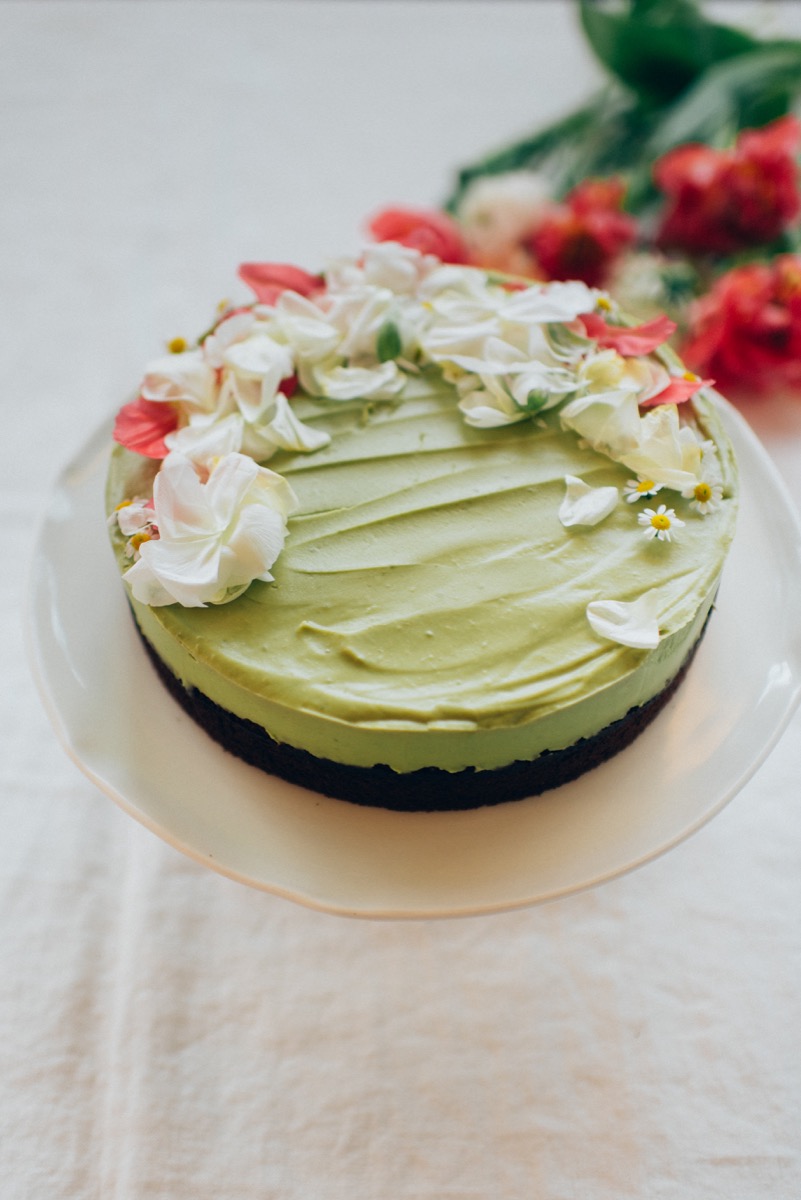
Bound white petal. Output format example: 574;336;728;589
559;476;619;527
257;393;331;454
141;350;218;412
499;281;597;324
586;594;662;650
306;359;403;401
560;390;642;458
165;412;244;466
115;498;153;537
360;242;437;293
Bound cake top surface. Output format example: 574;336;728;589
109;242;733;616
106;243;738;767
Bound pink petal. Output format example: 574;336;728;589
113;397;179;458
640;376;714;408
238;262;323;305
581;312;677;356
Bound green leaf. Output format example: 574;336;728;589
377;321;402;363
579;0;759;105
644;43;801;156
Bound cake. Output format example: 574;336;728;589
106;242;738;811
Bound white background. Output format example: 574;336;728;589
5;2;801;1196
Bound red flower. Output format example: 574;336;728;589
367;207;469;263
527;177;637;287
655;115;801;255
580;311;676;356
238;262;323;305
681;254;801;394
113;397;179;459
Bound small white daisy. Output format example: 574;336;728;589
682;478;723;515
624;477;663;503
638;504;685;542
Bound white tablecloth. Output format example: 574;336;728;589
5;3;801;1196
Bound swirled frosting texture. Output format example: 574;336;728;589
107;374;738;773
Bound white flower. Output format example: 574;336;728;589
251;392;331;455
638;504;685;542
623;477;662;503
620;405;704;492
458;378;529;427
298;358;404;401
221;333;293;415
682;478;724;514
586;593;662;649
141;348;218;413
560;388;642;459
123;451;298;607
112;496;154;538
202;309;257;368
165;412;245;467
456;171;551;274
498;280;598;325
111;497;159;559
359;241;440;294
273;292;342;362
559;476;619;527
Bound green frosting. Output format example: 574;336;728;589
106;374;738;773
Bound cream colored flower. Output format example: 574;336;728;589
124;452;297;607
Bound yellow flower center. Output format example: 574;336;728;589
637;479;656;494
596;296;612;311
167;336;188;354
114;499;132;511
130;532;151;551
682;370;699;382
694;482;713;503
650;513;671;531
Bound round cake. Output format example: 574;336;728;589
105;243;738;810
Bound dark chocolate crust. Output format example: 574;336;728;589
134;612;712;812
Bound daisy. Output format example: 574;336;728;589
638;504;685;542
624;477;662;503
682;478;723;515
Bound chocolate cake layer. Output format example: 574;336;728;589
136;613;710;812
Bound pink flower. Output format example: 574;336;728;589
367;206;469;263
654;115;801;254
238;262;324;305
640;374;714;408
528;178;637;287
681;254;801;394
580;312;676;356
113;397;179;459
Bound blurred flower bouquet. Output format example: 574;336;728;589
368;0;801;400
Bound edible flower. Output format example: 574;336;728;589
123;452;298;607
682;477;723;515
238;262;323;305
623;477;662;502
113;397;180;459
559;476;619;527
579;312;676;357
586;593;662;650
639;371;713;409
638;504;685;542
367;207;469;264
